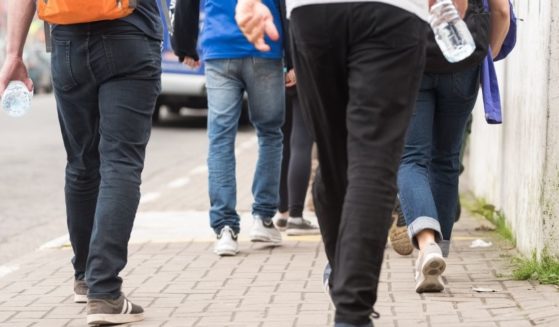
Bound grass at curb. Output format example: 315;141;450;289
461;195;515;244
512;252;559;285
461;193;559;286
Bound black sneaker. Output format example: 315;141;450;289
86;294;144;325
74;279;88;303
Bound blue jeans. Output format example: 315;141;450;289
397;67;480;256
205;58;284;234
51;21;161;299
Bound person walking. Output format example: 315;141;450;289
235;1;450;326
395;0;511;293
273;2;319;236
171;0;286;256
0;0;162;325
275;71;319;236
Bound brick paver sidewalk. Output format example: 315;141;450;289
0;210;558;327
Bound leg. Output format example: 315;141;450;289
243;57;285;220
287;91;314;218
430;67;480;256
86;29;161;299
50;30;100;283
397;75;443;250
278;88;293;216
293;3;427;324
205;59;245;234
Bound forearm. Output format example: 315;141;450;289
489;0;510;58
6;0;36;58
453;0;468;17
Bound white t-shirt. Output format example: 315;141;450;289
286;0;429;21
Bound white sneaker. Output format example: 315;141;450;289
249;216;282;244
214;226;239;256
415;242;446;293
286;217;320;236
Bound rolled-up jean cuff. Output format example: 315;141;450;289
407;216;443;249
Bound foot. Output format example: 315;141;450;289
273;216;288;232
415;242;446;293
286;217;320;236
86;294;144;325
388;199;414;256
214;226;239;256
74;279;88;303
249;215;282;244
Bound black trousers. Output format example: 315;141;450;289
278;88;314;217
290;3;427;324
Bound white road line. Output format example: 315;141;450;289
139;192;161;204
0;265;19;279
167;177;191;189
39;234;70;250
190;165;208;175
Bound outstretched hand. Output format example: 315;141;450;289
235;0;279;52
0;56;33;96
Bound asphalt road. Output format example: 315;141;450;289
0;94;258;266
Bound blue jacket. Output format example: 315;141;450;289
171;0;284;62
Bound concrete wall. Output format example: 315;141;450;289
466;0;559;256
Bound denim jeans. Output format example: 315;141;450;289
51;21;161;299
291;4;426;325
397;67;480;256
205;58;284;234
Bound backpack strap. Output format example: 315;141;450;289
44;21;52;53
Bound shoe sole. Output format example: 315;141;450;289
415;254;446;293
286;228;321;236
389;226;414;256
74;294;87;303
87;313;144;325
249;233;281;244
214;248;239;256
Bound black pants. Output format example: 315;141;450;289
290;3;427;325
278;88;314;217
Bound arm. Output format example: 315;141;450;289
0;0;35;95
277;0;293;70
453;0;468;18
429;0;468;17
170;0;201;67
488;0;510;58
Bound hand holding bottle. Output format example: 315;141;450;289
0;56;34;117
429;0;475;63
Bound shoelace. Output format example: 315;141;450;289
371;310;380;319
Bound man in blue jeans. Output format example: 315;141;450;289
0;0;162;325
172;0;285;256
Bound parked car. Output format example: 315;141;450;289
154;0;207;123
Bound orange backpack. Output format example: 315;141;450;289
37;0;138;25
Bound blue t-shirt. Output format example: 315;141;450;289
201;0;283;61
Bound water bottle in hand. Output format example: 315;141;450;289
1;81;33;118
429;0;476;63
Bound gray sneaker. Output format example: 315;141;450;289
86;294;144;325
286;217;320;236
74;279;88;303
415;242;446;293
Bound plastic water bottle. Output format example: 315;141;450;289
429;0;476;63
1;81;33;118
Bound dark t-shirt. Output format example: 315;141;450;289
51;0;163;40
121;0;163;40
